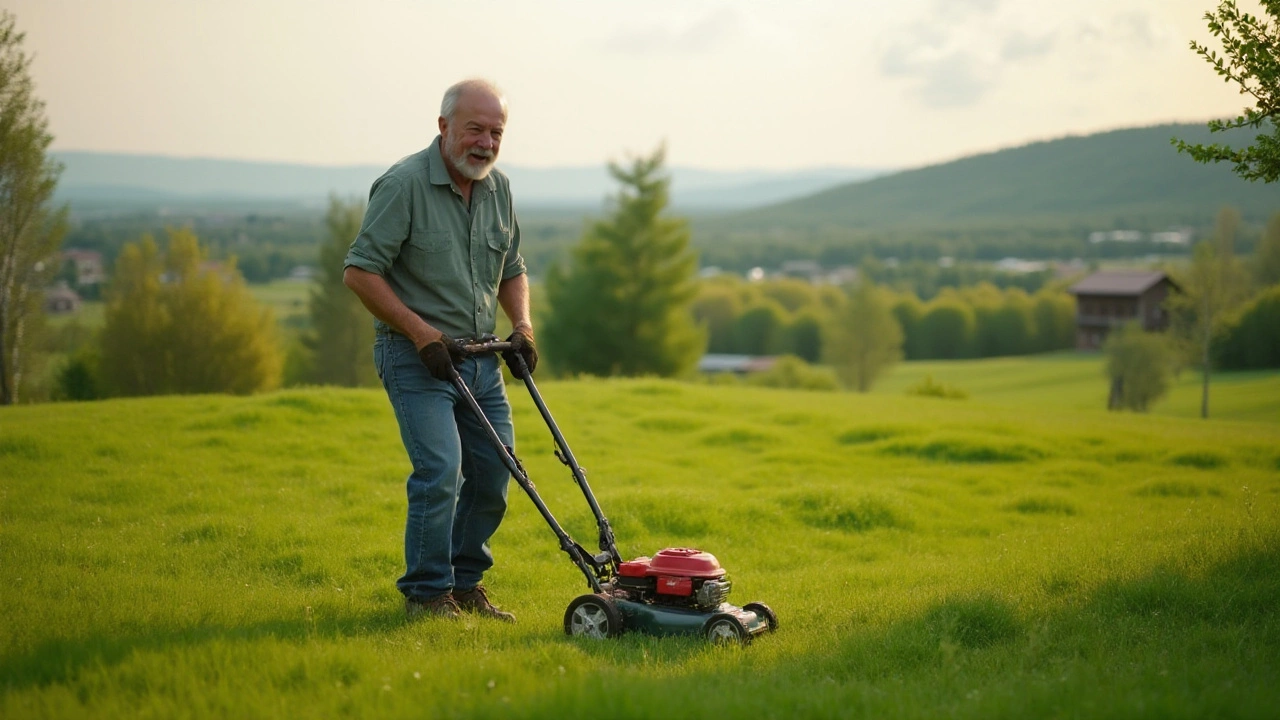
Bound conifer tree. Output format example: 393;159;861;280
542;145;703;376
301;196;376;386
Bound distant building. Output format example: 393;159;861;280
45;282;81;314
62;249;106;286
994;257;1048;274
698;354;777;375
1068;270;1180;350
288;265;317;281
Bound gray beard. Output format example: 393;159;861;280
449;145;496;181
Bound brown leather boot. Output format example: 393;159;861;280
405;593;461;620
454;584;516;623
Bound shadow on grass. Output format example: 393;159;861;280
0;608;406;692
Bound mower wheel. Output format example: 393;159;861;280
704;612;751;646
743;602;778;632
564;594;623;639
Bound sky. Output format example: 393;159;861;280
5;0;1258;172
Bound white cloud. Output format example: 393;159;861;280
602;5;747;55
879;1;1189;110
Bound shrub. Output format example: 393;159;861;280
905;375;968;399
745;355;839;391
1103;323;1176;412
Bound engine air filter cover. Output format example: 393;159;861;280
647;547;726;578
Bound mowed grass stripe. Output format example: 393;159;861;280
1;378;1278;719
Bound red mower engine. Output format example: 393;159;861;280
616;548;733;610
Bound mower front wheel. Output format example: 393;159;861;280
564;594;623;639
704;612;751;646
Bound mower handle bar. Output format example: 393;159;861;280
459;339;513;355
445;337;624;591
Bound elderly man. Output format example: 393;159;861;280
343;78;537;622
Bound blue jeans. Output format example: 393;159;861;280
374;331;513;601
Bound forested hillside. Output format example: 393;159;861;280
695;124;1280;272
719;123;1277;230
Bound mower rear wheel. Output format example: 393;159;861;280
704;612;751;646
743;602;778;632
564;594;623;639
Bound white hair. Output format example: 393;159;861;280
440;78;508;120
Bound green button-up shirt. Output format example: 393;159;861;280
344;136;526;339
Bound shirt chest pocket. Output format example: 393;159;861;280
404;229;454;284
483;228;511;284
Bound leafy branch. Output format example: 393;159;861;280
1173;0;1280;182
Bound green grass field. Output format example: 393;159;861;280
875;352;1280;424
2;379;1278;718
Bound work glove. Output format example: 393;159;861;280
502;329;538;378
419;335;465;381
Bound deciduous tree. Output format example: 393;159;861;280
919;295;976;359
1168;207;1253;418
1216;284;1280;368
1254;212;1280;285
1173;0;1280;182
542;145;703;377
0;11;65;403
99;228;282;396
824;282;903;392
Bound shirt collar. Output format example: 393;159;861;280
428;135;497;194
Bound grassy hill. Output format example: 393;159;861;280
711;123;1280;235
874;352;1280;424
2;377;1278;718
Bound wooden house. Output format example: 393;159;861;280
1068;270;1179;350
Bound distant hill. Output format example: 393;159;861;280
711;123;1279;233
49;151;883;212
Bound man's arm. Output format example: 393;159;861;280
497;272;532;337
343;266;443;349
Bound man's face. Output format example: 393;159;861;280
440;89;505;182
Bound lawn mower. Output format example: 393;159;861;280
452;338;777;645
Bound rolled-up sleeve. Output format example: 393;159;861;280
344;176;410;275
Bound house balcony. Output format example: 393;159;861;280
1076;314;1140;328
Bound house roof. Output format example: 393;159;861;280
1068;270;1172;296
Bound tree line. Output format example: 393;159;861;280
691;276;1076;363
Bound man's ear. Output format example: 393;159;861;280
438;116;448;136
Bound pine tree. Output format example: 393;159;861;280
542;145;703;377
0;11;66;403
301;196;376;386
